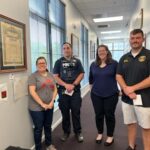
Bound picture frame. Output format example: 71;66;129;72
90;40;95;60
145;32;150;49
133;8;143;29
0;14;27;73
71;33;79;57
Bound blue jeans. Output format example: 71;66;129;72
29;109;53;150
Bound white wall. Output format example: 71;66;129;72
0;0;96;149
130;0;150;34
139;0;150;34
0;0;33;149
129;0;150;50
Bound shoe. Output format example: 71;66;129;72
126;145;136;150
76;133;84;142
46;144;57;150
95;134;102;144
60;133;69;142
104;138;114;146
96;139;102;144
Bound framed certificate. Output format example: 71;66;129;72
71;33;79;57
90;40;95;60
132;8;143;29
145;32;150;49
0;14;27;73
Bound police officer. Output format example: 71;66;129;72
53;42;84;143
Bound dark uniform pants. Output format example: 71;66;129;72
58;90;82;134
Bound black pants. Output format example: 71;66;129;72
91;92;118;137
58;90;82;134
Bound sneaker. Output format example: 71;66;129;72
60;133;69;142
46;144;57;150
76;133;84;143
126;145;136;150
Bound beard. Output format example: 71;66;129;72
131;43;142;50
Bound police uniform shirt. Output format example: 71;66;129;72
117;48;150;107
53;57;84;89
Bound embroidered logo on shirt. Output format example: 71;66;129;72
138;56;146;62
123;59;129;63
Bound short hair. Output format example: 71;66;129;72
130;29;144;37
63;42;72;48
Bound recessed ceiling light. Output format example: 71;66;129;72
101;30;121;34
93;16;123;23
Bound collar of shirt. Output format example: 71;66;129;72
128;47;145;58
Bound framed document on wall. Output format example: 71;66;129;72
90;40;95;60
145;32;150;49
0;14;27;73
132;8;143;29
71;33;79;57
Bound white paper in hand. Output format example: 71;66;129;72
133;94;143;106
64;90;74;96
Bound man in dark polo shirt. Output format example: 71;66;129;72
53;42;84;143
116;29;150;150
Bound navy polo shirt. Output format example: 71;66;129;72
53;57;84;90
117;47;150;107
89;60;118;97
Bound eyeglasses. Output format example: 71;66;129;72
37;62;46;65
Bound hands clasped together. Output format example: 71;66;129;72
123;86;137;99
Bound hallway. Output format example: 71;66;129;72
51;92;143;150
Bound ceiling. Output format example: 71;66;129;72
71;0;139;40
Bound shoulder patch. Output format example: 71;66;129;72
123;59;129;63
138;56;146;62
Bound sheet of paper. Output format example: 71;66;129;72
133;94;143;106
64;90;74;96
14;76;28;101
